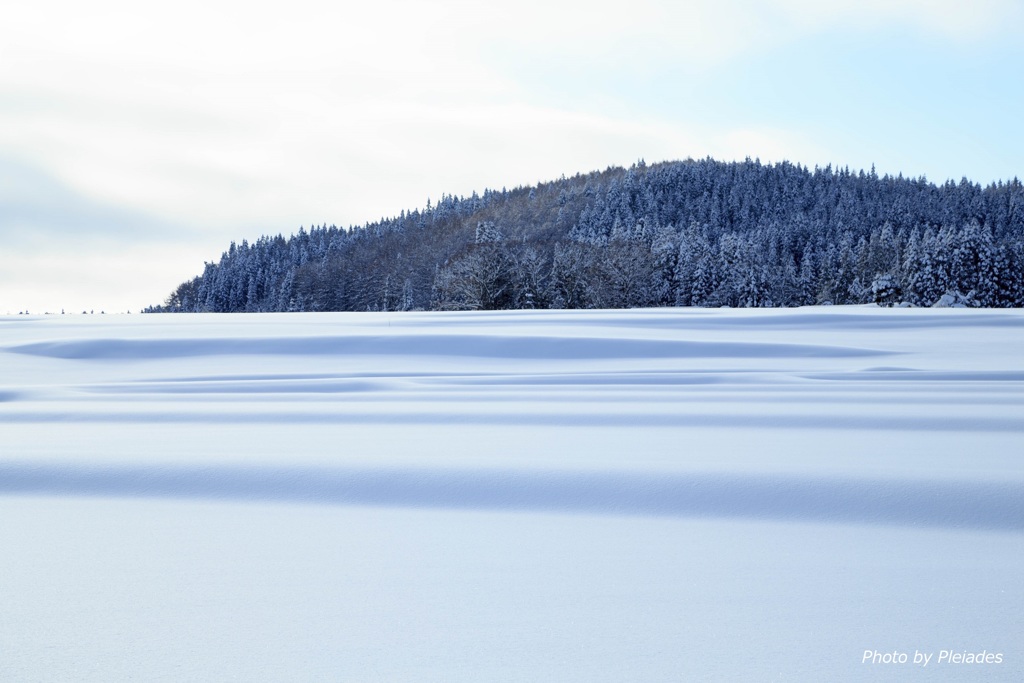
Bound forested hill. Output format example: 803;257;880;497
150;158;1024;312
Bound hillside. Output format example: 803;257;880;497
150;158;1024;312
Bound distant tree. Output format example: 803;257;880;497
148;158;1024;312
549;242;596;309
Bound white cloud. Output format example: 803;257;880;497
1;0;1018;310
2;0;514;231
771;0;1021;41
4;0;1013;231
0;240;215;314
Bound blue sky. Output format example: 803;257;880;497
2;0;1022;312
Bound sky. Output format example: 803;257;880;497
2;0;1023;313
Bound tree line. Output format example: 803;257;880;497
149;158;1024;312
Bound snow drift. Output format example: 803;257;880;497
1;307;1022;681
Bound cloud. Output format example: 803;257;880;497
0;156;190;245
771;0;1022;42
0;156;219;313
0;241;213;314
3;0;1015;233
1;0;1018;311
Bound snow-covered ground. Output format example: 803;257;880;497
2;307;1022;681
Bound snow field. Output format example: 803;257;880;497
1;307;1022;680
